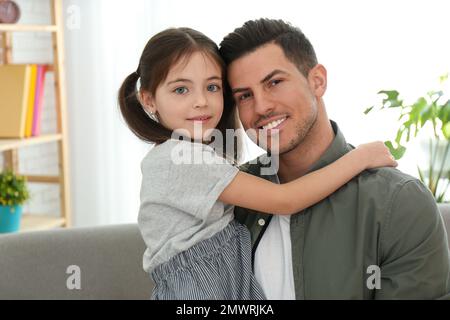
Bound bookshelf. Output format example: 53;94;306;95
0;0;71;231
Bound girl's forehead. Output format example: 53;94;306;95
167;51;222;78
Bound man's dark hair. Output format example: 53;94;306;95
219;18;318;77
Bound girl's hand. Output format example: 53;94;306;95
355;141;398;169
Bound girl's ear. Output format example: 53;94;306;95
307;64;327;98
139;90;156;113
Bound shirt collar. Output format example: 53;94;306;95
307;120;354;174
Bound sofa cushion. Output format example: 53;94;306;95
0;223;153;299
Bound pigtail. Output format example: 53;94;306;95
118;71;172;145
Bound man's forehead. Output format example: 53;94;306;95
227;44;291;86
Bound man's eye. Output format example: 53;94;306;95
270;79;282;87
238;92;252;101
207;84;221;92
174;87;188;94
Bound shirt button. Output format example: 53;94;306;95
258;219;265;226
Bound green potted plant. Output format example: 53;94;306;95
0;170;30;233
364;73;450;204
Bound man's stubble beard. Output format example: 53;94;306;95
270;104;319;156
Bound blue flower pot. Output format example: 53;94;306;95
0;205;23;233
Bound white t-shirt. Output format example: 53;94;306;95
254;214;296;300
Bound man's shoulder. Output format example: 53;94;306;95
356;167;441;232
356;166;437;208
358;166;420;191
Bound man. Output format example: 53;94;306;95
219;18;450;299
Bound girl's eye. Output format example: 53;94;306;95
174;87;188;94
207;84;221;92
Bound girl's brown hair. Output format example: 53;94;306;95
118;28;237;161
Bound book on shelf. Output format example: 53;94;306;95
0;64;48;139
0;64;31;138
32;65;48;136
25;64;38;137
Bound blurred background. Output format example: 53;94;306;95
0;0;449;231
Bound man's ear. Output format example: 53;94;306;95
139;90;156;113
308;64;327;98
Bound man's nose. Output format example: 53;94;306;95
253;90;275;115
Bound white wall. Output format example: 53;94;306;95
63;0;154;226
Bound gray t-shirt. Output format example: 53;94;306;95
138;139;239;273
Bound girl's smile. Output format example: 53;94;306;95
187;115;212;123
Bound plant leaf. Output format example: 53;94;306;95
364;106;375;114
417;165;425;183
421;107;433;128
384;141;406;160
395;129;404;144
378;90;403;109
378;90;399;101
439;100;450;118
439;73;449;84
443;122;450;140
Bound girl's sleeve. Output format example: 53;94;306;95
165;141;239;220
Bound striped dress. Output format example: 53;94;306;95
150;220;266;300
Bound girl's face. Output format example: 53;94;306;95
141;51;224;141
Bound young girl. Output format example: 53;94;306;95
118;28;397;300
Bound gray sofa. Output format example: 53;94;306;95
0;224;153;299
1;205;450;300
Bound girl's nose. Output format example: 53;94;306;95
193;91;207;109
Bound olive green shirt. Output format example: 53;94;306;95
234;121;450;299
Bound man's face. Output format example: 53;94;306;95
228;43;322;154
